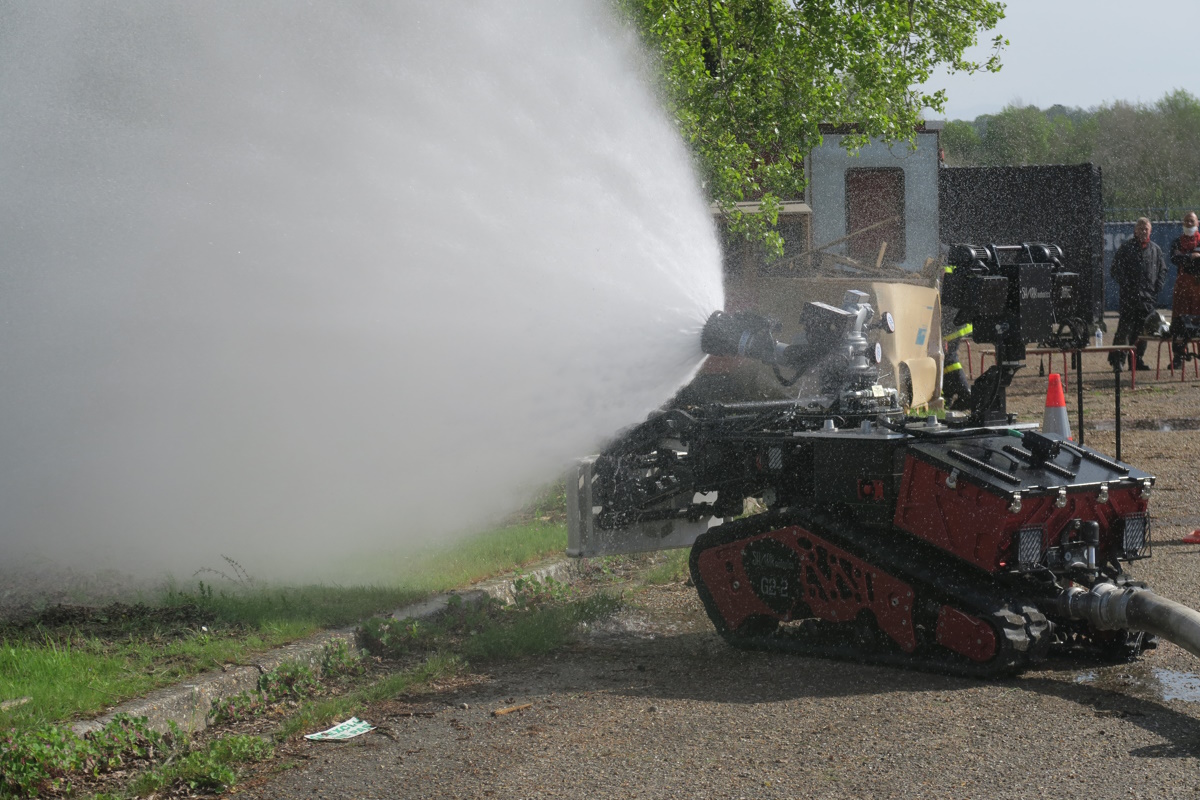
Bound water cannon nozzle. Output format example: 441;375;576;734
700;310;782;364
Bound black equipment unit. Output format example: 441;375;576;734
940;164;1104;348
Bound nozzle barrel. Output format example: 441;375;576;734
700;310;781;364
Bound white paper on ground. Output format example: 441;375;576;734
304;717;375;741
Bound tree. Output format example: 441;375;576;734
941;104;1096;167
941;119;983;166
620;0;1007;253
945;91;1200;217
1092;101;1171;212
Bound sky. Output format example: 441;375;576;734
923;0;1192;122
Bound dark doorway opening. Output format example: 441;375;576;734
846;168;905;264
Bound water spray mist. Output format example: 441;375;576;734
0;1;724;586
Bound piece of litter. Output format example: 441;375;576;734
305;717;375;741
491;703;532;717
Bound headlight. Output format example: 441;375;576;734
1121;512;1149;557
1017;524;1045;568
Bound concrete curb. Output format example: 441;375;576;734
70;557;578;737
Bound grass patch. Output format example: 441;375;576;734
461;594;619;661
0;629;290;732
1;521;567;734
354;522;567;594
1;561;623;797
167;582;425;632
2;615;340;734
642;549;690;585
360;578;620;666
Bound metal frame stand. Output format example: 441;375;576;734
1112;361;1123;462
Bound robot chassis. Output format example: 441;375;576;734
569;244;1200;677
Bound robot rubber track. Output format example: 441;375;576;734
688;506;1052;678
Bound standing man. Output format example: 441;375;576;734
1169;211;1200;368
1110;217;1167;372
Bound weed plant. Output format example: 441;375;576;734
511;575;575;607
460;595;619;662
0;714;169;798
128;734;273;797
320;638;366;679
209;661;322;725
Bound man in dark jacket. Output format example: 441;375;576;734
1111;217;1167;371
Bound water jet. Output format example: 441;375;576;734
0;1;724;589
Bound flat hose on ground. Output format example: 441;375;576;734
1057;582;1200;659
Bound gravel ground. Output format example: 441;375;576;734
239;358;1200;800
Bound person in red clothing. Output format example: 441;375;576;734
1170;211;1200;368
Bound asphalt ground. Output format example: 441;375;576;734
236;356;1200;800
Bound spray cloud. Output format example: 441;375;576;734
0;2;724;584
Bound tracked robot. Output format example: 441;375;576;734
568;243;1200;676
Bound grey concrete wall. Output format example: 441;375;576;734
808;133;940;272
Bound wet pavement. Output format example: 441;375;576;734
1075;663;1200;705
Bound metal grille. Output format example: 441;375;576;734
1122;513;1149;556
1017;525;1044;567
768;448;783;471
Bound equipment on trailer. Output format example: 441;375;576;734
1169;314;1200;367
568;243;1200;676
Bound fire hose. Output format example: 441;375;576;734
1057;582;1200;659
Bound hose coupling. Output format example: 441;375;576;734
1057;582;1138;630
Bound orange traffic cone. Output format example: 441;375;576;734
1183;530;1200;544
1041;373;1072;440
